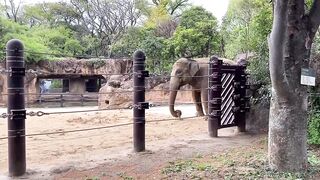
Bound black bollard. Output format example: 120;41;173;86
133;50;149;152
208;56;222;137
6;39;26;176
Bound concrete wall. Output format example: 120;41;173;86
69;78;86;94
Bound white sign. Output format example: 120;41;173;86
301;68;316;86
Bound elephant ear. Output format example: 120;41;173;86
188;60;200;77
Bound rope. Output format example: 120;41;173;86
0;115;204;140
0;88;209;96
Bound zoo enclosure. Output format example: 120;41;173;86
0;39;250;176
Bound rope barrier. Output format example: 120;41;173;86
0;88;210;96
0;70;210;78
0;115;204;140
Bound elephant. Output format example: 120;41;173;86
169;57;237;118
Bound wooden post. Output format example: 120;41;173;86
133;50;149;152
208;56;222;137
60;94;64;107
237;66;248;132
6;39;26;176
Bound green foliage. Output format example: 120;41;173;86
0;17;49;62
222;0;272;59
64;39;83;55
172;6;220;57
0;16;87;62
308;112;320;145
50;80;62;88
221;0;272;103
112;27;174;73
162;160;214;175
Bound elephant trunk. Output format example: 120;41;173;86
169;79;182;118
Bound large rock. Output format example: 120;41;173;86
98;79;193;109
246;100;269;133
98;85;133;109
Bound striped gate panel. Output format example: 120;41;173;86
221;73;235;127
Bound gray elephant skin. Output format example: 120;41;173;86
169;57;237;118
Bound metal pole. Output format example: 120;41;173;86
237;66;248;132
208;56;222;137
6;39;26;176
133;50;149;152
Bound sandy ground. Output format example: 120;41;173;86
0;105;262;179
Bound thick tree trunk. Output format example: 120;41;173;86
268;0;320;171
268;95;308;170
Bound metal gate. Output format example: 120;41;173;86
208;56;250;137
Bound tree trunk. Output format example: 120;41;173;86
268;95;308;170
268;0;320;171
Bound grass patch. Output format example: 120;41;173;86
161;138;320;179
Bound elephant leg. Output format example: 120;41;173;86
200;90;209;121
192;90;204;116
202;89;209;116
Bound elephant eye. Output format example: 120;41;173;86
175;69;183;76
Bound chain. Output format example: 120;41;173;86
26;111;49;117
0;113;11;118
0;69;8;74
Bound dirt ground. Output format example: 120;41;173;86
0;105;263;180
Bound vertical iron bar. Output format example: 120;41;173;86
133;50;146;152
237;66;247;132
208;56;222;137
6;39;26;176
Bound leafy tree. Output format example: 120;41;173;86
23;2;79;27
222;0;272;59
221;0;272;99
171;6;220;58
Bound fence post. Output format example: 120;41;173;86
133;50;149;152
6;39;26;176
60;94;63;107
208;56;222;137
81;94;84;106
236;66;248;132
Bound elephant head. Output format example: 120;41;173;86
169;58;200;118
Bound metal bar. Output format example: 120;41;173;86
133;50;146;152
208;56;222;137
237;68;247;132
6;39;26;176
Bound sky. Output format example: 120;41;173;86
189;0;230;22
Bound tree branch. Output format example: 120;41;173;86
269;0;290;101
309;0;320;30
308;0;320;43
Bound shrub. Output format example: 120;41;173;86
308;112;320;145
